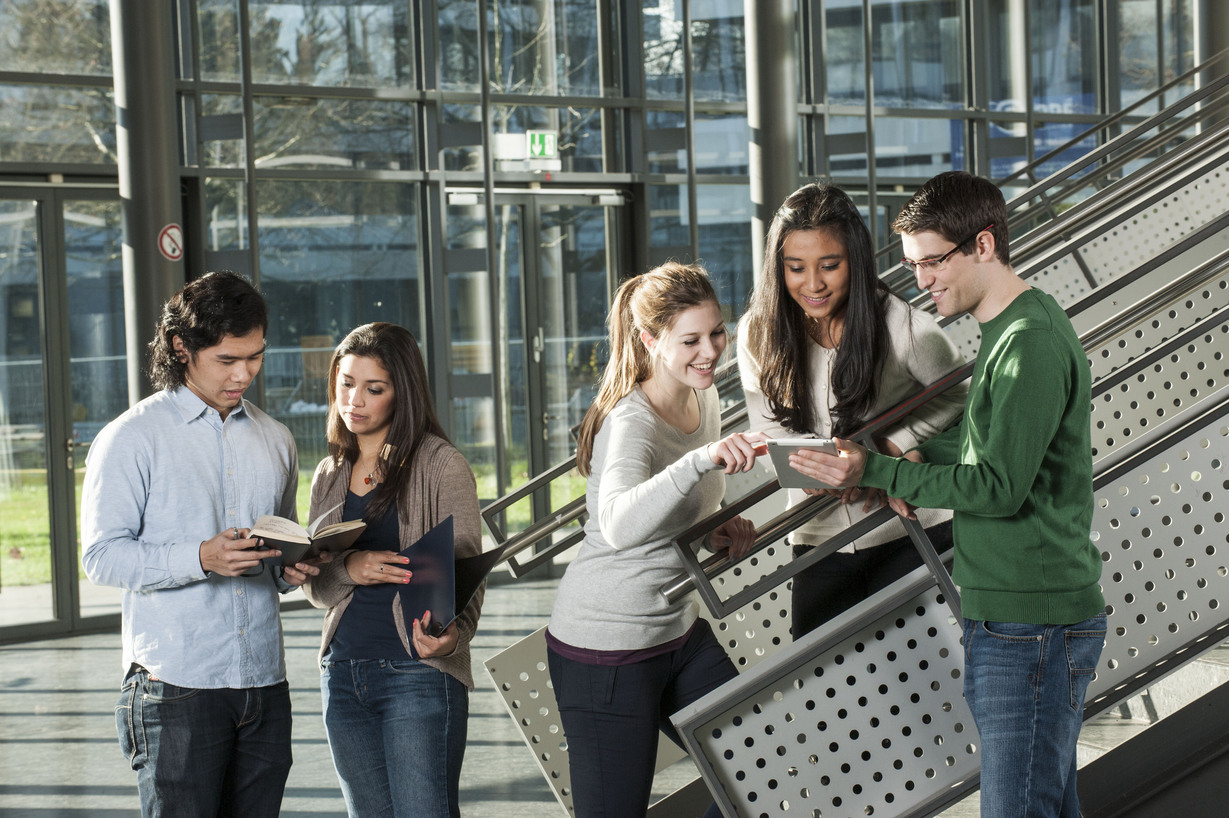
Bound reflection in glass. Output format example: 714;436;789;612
643;1;746;102
646;110;686;174
253;96;414;171
694;185;752;319
0;85;115;165
489;0;605;97
247;0;415;87
439;0;480;91
689;7;745;102
445;204;509;504
871;0;962;108
535;205;609;465
255;181;420;464
825;2;866;104
1030;0;1096;115
0;0;111;75
203;178;248;252
65;198;124;619
874;116;960;180
0;200;53;626
195;0;241;81
1118;0;1195;111
648;184;690;265
200;93;245;169
443;104;483;172
693;113;749;175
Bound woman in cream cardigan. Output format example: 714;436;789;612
738;183;967;638
303;322;482;818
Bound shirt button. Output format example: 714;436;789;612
237;589;244;596
238;629;244;636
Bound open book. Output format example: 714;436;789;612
250;501;366;566
397;515;507;637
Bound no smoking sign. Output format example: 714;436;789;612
158;223;184;262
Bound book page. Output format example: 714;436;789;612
250;515;311;543
306;500;346;537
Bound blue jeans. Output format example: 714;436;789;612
321;657;469;818
547;619;736;818
114;664;292;818
962;614;1107;818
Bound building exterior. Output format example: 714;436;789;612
0;0;1217;639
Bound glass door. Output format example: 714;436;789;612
443;189;622;539
0;188;124;638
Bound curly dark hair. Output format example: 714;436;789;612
146;271;269;391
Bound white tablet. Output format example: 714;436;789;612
765;437;839;490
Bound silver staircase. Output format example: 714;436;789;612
478;52;1229;817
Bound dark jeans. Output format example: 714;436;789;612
791;520;953;639
115;665;292;818
321;657;469;818
547;619;736;818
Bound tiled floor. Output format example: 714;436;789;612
4;569;1220;817
0;576;698;817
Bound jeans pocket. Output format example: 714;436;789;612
141;676;200;704
1066;614;1107;710
115;672;141;767
981;621;1045;642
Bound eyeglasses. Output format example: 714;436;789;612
901;223;994;274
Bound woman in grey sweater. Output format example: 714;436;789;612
546;262;765;818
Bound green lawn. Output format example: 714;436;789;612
1;464;587;587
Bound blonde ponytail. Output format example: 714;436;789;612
575;262;717;475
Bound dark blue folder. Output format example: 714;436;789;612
398;515;507;637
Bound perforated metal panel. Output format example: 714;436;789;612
1025;252;1095;304
674;412;1229;818
1086;417;1229;707
673;580;973;818
1085;273;1229;384
1089;312;1229;462
484;567;801;817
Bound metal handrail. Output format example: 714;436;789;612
873;47;1229;269
479;61;1229;581
878;66;1229;292
660;201;1229;613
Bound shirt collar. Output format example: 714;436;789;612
169;385;249;424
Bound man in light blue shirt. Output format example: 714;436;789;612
82;271;323;818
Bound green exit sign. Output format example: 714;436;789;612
527;130;558;159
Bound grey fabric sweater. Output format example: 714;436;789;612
301;434;484;689
548;386;725;651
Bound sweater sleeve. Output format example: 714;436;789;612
879;306;968;455
300;458;356;610
596;400;719;550
863;328;1070;516
431;447;485;646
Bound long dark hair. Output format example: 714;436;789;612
147;271;268;391
575;262;719;476
742;183;891;437
325;322;448;521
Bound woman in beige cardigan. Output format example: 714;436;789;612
302;322;482;818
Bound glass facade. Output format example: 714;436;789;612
0;0;1207;637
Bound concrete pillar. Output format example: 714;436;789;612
110;0;185;403
745;0;799;283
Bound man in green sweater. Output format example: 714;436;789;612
790;171;1106;818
